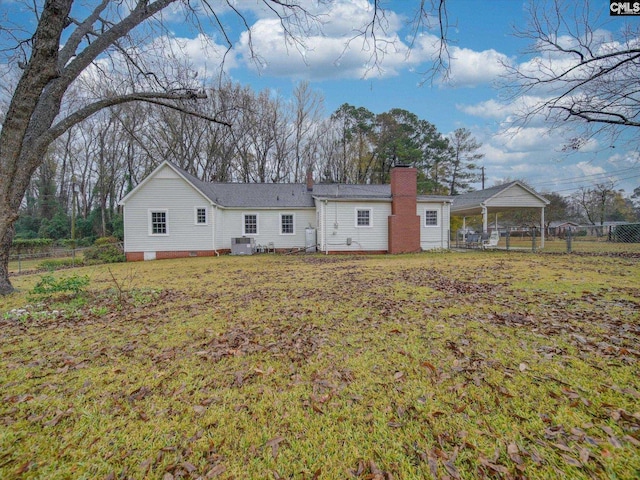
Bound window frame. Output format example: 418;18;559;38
149;209;169;236
280;213;295;235
243;213;259;236
195;206;208;225
355;207;373;228
424;209;439;227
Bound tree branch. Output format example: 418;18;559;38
57;0;110;69
43;91;230;148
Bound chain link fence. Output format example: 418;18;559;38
9;242;125;275
453;228;542;252
453;223;640;255
550;223;640;254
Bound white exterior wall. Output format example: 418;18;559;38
217;208;316;250
123;166;214;253
418;201;450;250
317;201;326;252
321;200;391;252
487;184;547;208
213;205;225;252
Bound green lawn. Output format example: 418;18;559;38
1;252;639;479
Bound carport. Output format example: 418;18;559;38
451;181;550;248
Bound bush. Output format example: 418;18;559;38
84;237;125;264
14;215;42;239
29;273;89;300
11;238;54;255
39;258;83;271
94;236;119;246
111;213;124;240
38;211;70;240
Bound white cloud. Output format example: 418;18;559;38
457;99;509;120
576;161;606;177
233;0;441;80
607;150;640;167
492;126;559;153
446;47;511;87
479;143;529;165
168;34;237;76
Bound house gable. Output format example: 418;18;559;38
119;161;213;207
451;181;549;216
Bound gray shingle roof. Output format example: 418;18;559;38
177;167;315;208
417;195;452;203
167;162;452;208
312;184;391;199
451;182;518;209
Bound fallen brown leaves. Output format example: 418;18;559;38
0;253;638;478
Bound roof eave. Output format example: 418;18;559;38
313;196;391;202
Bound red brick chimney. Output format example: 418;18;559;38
388;166;421;253
306;170;314;191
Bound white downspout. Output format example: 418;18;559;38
541;206;545;249
323;200;328;254
440;202;444;249
212;205;220;256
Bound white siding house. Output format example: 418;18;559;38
121;164;215;260
317;200;391;253
418;198;451;250
120;162;454;260
218;208;316;251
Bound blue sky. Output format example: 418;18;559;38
188;0;638;196
3;0;639;196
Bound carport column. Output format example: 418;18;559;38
541;207;545;249
481;205;488;233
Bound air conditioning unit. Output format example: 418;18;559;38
231;237;255;255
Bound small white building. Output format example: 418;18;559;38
119;161;451;260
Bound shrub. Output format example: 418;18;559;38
84;237;125;264
29;273;89;301
94;236;119;246
38;211;70;240
11;238;54;255
39;258;83;271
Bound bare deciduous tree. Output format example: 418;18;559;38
0;0;453;294
571;182;617;227
504;0;640;150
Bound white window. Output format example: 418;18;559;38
425;209;438;226
195;207;207;225
149;210;168;235
355;208;372;227
243;214;258;235
280;213;295;235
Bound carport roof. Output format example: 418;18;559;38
451;181;549;217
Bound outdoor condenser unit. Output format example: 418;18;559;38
231;237;255;255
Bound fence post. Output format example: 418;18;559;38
532;227;537;252
566;229;572;253
506;231;510;251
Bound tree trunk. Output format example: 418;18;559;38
0;215;16;295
